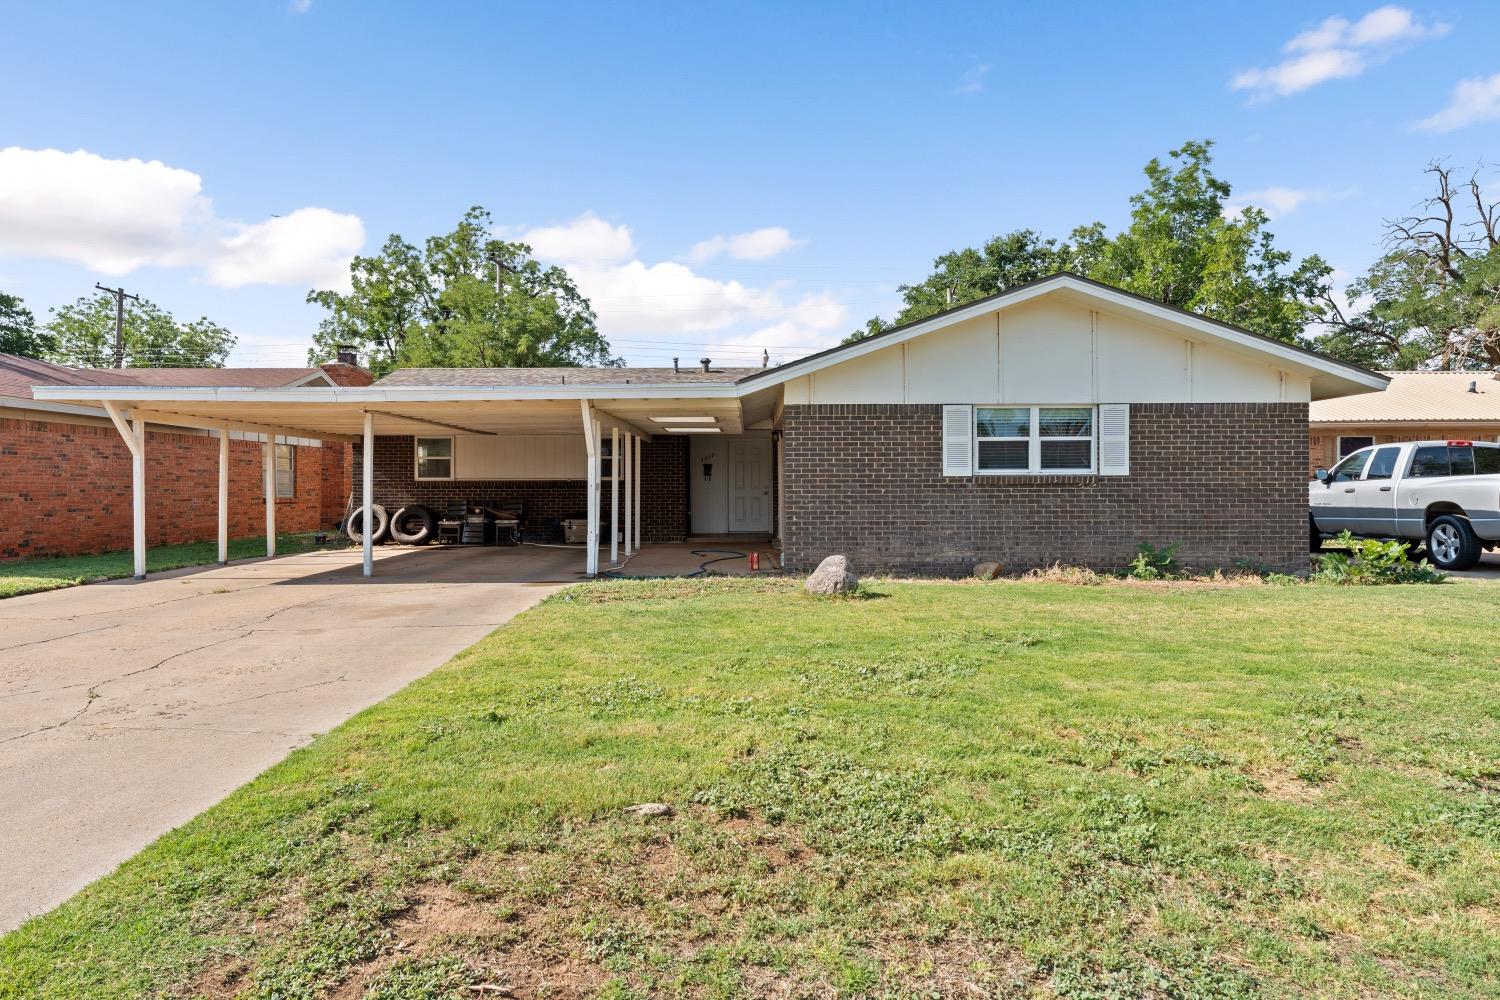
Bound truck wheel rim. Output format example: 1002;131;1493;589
1432;524;1459;562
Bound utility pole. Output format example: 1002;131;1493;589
95;283;141;368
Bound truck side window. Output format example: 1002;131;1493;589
1449;446;1476;477
1331;450;1370;481
1409;446;1451;478
1477;446;1500;475
1365;447;1400;480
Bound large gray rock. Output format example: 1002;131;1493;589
972;561;1002;581
805;555;858;595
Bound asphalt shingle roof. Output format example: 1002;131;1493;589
0;353;328;401
375;366;761;387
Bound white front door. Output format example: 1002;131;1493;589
729;438;771;532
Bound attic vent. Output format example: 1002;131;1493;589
699;358;712;373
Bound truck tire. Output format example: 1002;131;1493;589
346;504;390;545
1309;515;1323;552
389;504;436;545
1425;515;1481;571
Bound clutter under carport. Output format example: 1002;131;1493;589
343;499;527;547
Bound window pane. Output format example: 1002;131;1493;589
1449;446;1476;476
417;458;451;479
1477;446;1500;475
1409;446;1450;478
977;440;1028;470
1365;447;1400;480
1039;407;1092;437
417;437;452;459
1338;436;1374;457
1330;450;1370;481
976;407;1029;438
1040;439;1091;470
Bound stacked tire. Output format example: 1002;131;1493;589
344;504;390;545
389;505;437;545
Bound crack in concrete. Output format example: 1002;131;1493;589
0;622;122;654
198;673;350;710
0;631;254;742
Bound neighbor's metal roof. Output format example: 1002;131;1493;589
376;366;760;387
1310;371;1500;423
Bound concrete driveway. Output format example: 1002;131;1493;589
0;544;581;931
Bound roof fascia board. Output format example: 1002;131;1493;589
33;383;743;404
0;395;113;418
736;274;1387;392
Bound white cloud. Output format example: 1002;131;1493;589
516;217;846;361
516;212;636;262
0;147;363;290
954;62;991;95
1232;6;1448;101
1223;185;1350;219
1415;72;1500;132
685;226;803;264
289;0;312;12
209;208;365;291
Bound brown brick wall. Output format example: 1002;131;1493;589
353;435;688;543
1310;423;1500;473
0;416;348;561
781;402;1309;576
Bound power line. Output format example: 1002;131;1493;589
93;283;141;369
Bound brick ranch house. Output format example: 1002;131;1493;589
32;274;1387;579
1309;370;1500;473
0;352;372;561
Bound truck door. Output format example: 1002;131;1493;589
1352;446;1402;535
1311;448;1371;533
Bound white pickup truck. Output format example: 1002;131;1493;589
1310;440;1500;570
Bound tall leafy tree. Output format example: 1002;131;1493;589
1314;162;1500;370
848;141;1333;347
45;294;235;368
0;291;56;359
308;206;619;374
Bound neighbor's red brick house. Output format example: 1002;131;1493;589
0;352;372;561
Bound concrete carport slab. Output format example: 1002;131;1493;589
0;544;578;932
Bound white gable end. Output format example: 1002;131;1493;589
785;294;1313;405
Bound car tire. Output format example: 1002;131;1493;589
1309;515;1323;552
1425;514;1481;571
389;504;436;545
346;503;390;545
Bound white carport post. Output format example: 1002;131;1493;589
361;410;374;578
610;425;619;566
103;402;147;580
622;433;633;557
580;400;599;577
218;426;230;563
633;434;641;551
262;436;277;558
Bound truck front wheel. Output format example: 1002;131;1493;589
1426;515;1481;571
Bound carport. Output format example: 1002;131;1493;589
31;379;774;579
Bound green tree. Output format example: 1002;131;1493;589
0;291;56;359
308;206;619;374
849;141;1333;347
1314;162;1500;370
1086;140;1332;344
44;294;235;368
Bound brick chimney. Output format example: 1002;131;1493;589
318;347;374;387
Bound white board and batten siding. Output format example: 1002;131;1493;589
447;434;588;480
781;298;1313;407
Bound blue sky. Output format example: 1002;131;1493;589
2;1;1497;368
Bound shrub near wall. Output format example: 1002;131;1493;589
0;416;348;561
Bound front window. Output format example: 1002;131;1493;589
415;437;454;480
1330;449;1370;482
975;406;1095;474
274;444;295;498
1337;435;1374;458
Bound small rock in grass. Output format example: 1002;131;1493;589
805;555;858;595
625;802;674;818
972;561;1002;580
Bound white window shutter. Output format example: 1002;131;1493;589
942;404;973;476
1098;404;1129;475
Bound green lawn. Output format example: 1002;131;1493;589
0;532;346;599
2;577;1498;999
